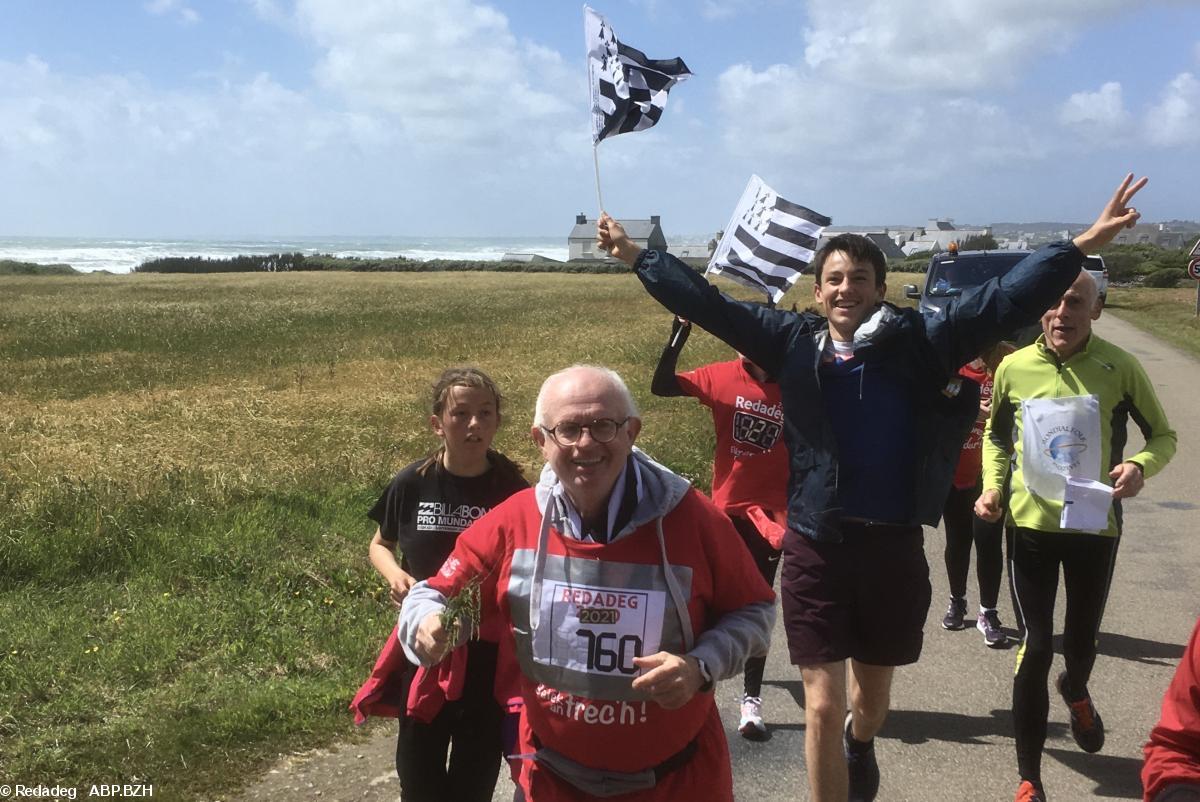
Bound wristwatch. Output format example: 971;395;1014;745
694;656;714;692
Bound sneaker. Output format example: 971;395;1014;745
941;596;968;630
976;609;1009;648
738;695;767;740
844;713;880;802
1014;779;1046;801
1056;670;1105;753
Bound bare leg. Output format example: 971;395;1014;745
847;660;894;741
801;661;849;802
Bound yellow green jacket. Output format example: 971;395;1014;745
982;333;1176;536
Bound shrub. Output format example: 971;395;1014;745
1143;268;1187;288
1102;251;1140;282
0;259;78;275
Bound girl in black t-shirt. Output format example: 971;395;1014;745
365;367;526;802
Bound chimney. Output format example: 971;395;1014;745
650;215;661;226
576;213;587;224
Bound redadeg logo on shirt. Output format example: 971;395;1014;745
735;395;783;421
416;501;489;533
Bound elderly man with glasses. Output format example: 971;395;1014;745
398;364;776;802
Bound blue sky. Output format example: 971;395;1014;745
2;0;1199;238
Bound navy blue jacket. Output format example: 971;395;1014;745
633;242;1084;542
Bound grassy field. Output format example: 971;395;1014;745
3;270;1194;799
1103;285;1200;360
0;270;773;799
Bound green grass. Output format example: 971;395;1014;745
0;270;756;799
1102;285;1200;361
0;259;79;276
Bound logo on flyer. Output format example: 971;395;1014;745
1041;424;1088;470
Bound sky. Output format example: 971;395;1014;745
2;0;1199;239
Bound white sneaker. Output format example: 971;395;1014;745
738;695;766;739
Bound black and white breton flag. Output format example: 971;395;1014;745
585;6;692;145
708;175;832;305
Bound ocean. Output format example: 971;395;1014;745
0;236;573;274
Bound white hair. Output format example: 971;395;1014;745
533;364;640;427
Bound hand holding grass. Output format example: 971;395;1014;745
414;577;484;665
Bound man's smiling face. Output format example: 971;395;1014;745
531;368;641;520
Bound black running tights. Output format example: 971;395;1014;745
732;514;782;698
942;484;1004;608
1011;527;1117;783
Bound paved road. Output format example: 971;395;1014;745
227;313;1199;802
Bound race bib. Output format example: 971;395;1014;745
1021;395;1102;501
533;582;666;677
507;549;693;701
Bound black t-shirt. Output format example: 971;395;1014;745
368;455;528;581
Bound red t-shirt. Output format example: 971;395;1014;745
676;360;788;516
952;362;992;490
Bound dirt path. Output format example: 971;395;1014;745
221;311;1199;802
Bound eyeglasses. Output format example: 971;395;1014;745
540;417;629;446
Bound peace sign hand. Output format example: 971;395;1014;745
1073;173;1148;254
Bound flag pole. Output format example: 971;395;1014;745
592;144;604;213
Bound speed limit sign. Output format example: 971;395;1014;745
1189;257;1200;281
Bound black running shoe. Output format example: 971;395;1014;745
844;713;880;802
941;596;968;630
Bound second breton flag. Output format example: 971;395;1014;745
708;175;832;305
585;6;692;144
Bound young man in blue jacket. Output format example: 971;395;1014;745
597;175;1146;802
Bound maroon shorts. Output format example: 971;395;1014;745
781;522;931;667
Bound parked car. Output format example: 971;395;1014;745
903;249;1039;344
1084;254;1108;305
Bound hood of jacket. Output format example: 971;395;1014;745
812;301;908;359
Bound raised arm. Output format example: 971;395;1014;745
937;174;1149;371
651;317;690;397
598;212;801;376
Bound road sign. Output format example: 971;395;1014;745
1189;257;1200;281
1190;237;1200;258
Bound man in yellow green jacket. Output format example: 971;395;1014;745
976;269;1177;802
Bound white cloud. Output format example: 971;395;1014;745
145;0;200;25
1145;72;1200;147
1059;81;1129;139
716;61;1039;170
801;0;1129;91
290;0;576;150
0;55;383;176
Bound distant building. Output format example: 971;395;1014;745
568;214;667;260
1110;223;1190;249
816;231;906;261
668;242;717;260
